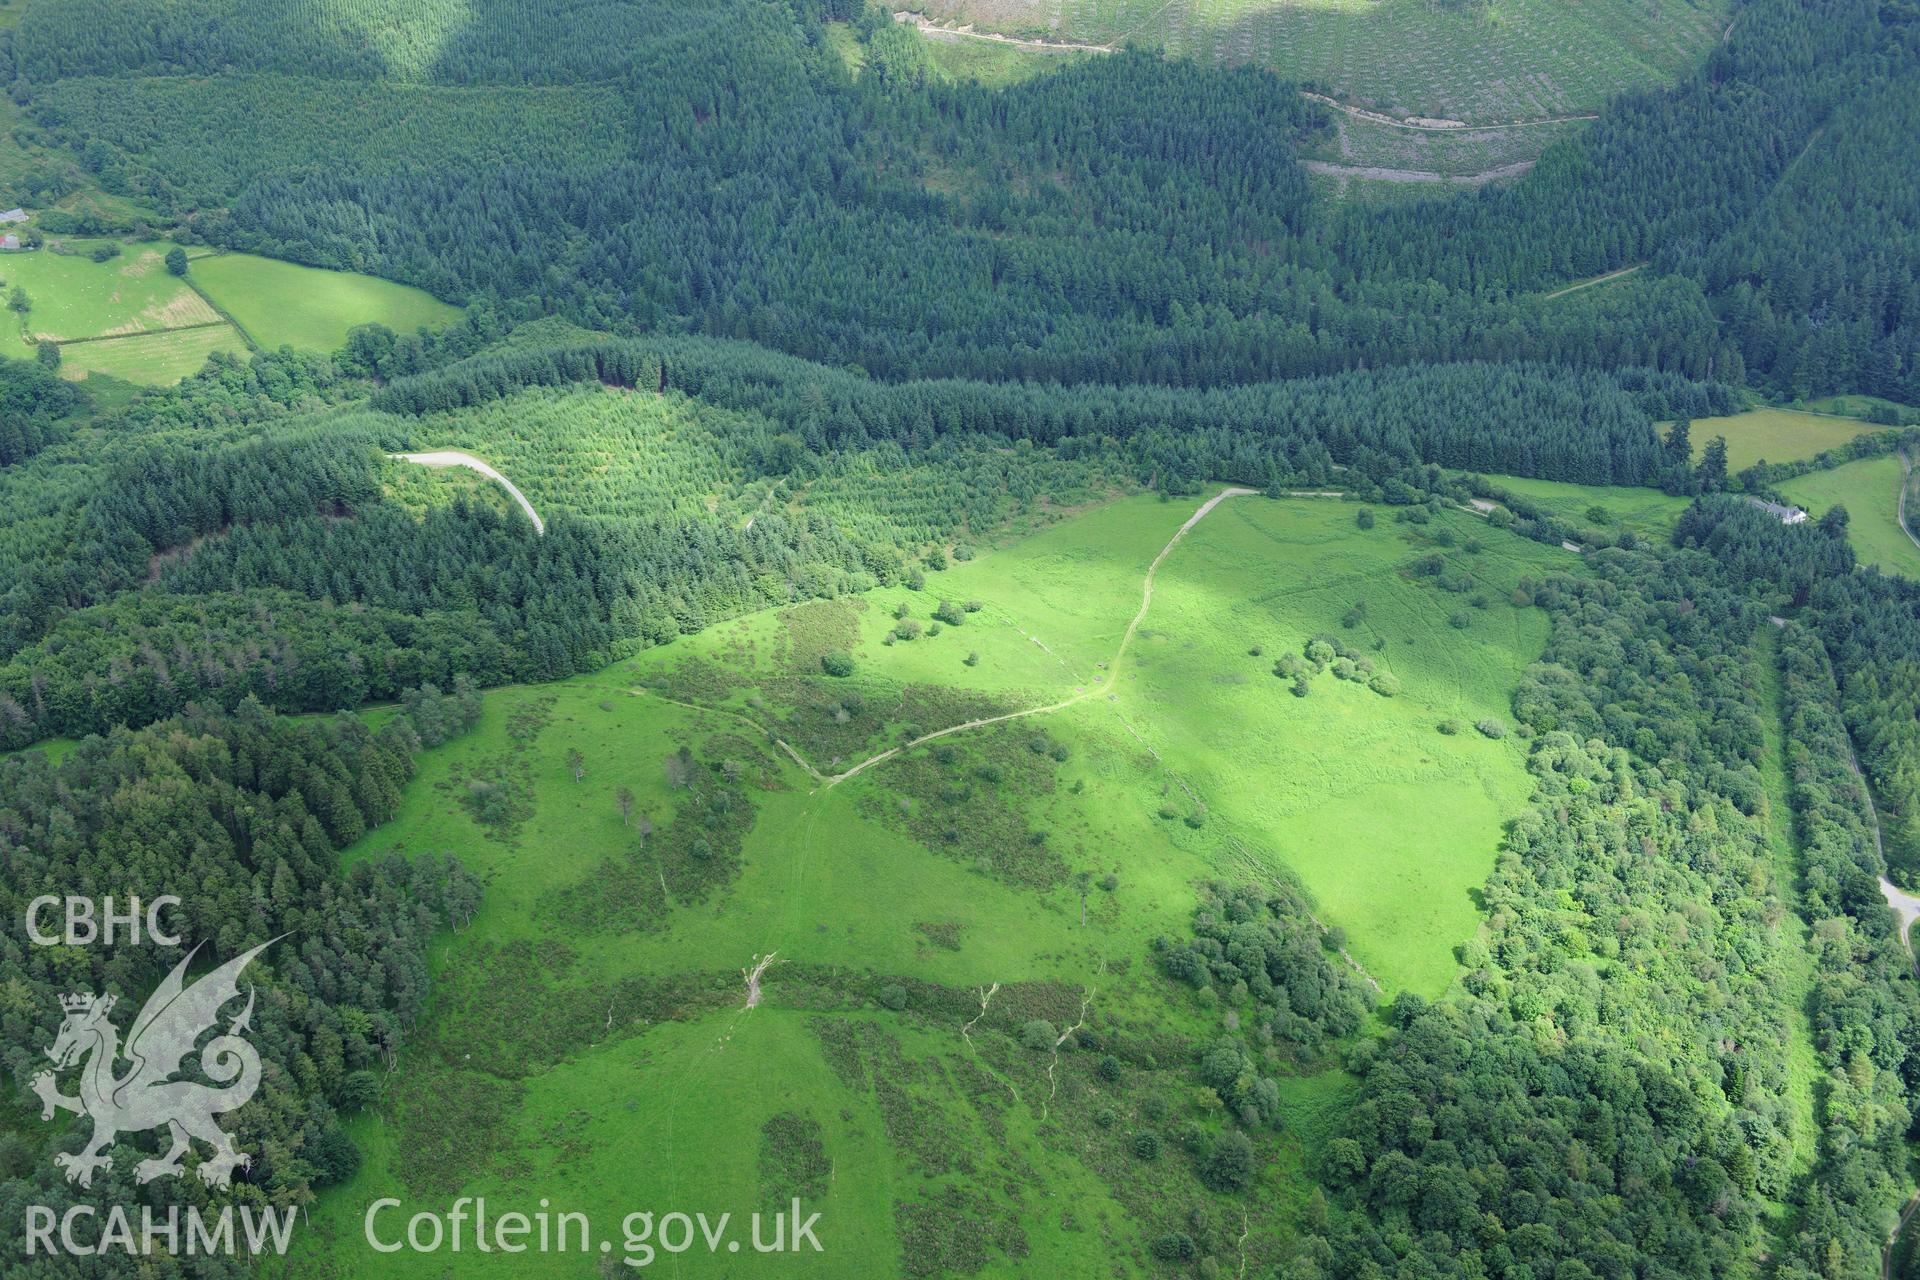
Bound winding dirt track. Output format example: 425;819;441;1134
1886;1191;1920;1280
821;486;1257;788
390;451;545;534
1899;451;1919;557
1303;159;1534;187
1541;262;1646;300
896;11;1112;52
1299;90;1596;132
1838;712;1920;959
1800;627;1920;1274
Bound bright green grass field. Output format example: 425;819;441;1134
1304;111;1586;183
1116;497;1558;995
1;240;220;344
300;489;1578;1277
1484;474;1692;541
922;30;1090;85
1800;394;1913;419
190;252;460;352
58;324;247;384
1684;407;1881;473
1780;454;1920;578
0;736;80;766
306;657;1224;1274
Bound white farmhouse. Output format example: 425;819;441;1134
1746;497;1809;525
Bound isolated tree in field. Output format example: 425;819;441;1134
1075;869;1093;926
166;246;188;276
1153;1234;1196;1262
469;779;512;826
820;649;853;677
617;786;634;826
8;286;28;313
1696;436;1729;491
566;747;586;781
665;746;695;790
1665;417;1693;463
447;875;482;930
1200;1131;1255;1193
635;813;654;841
934;599;964;626
1817;504;1850;534
1356;508;1374;530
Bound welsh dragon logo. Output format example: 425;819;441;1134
31;941;272;1190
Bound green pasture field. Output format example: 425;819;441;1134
57;324;247;385
1684;407;1882;473
189;252;461;353
908;0;1726;123
1303;111;1584;183
1;240;219;345
1779;454;1920;578
1481;473;1692;540
302;486;1584;1274
825;20;866;75
0;735;79;765
921;30;1091;85
1117;496;1556;995
1800;393;1913;420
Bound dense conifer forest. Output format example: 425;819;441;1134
0;692;483;1229
0;334;1743;751
8;0;1915;395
